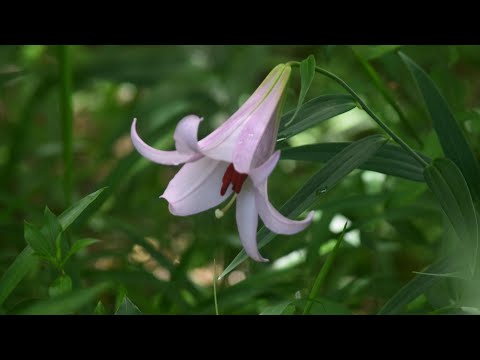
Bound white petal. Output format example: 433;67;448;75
233;66;291;173
255;181;314;235
161;157;232;216
236;181;269;262
249;151;281;187
131;118;201;166
198;64;285;163
174;115;202;154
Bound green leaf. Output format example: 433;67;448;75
0;188;108;307
0;246;38;306
94;301;107;315
48;275;72;298
378;256;458;314
43;207;62;247
220;135;387;279
286;55;316;126
24;222;56;261
424;158;478;272
18;283;110;315
278;94;356;142
352;45;402;60
400;52;480;202
260;301;294;315
57;187;108;231
282;142;431;182
62;238;100;265
115;296;142;315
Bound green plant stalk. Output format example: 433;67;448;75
213;258;219;315
303;222;347;315
351;50;424;147
58;45;74;207
290;62;429;168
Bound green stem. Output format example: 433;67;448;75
290;61;429;168
58;45;74;207
351;50;424;147
303;222;347;315
213;258;219;315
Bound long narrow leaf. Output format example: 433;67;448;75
378;256;458;314
282;142;430;182
400;52;480;202
278;94;356;142
424;158;478;273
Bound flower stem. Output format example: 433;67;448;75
290;61;429;168
213;258;220;315
351;50;424;147
58;45;74;207
303;222;347;315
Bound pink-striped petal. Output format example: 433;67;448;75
198;64;285;164
233;65;291;173
161;157;232;216
131;117;202;166
236;181;268;262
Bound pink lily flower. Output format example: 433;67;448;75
131;64;314;262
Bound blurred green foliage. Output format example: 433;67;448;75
1;45;480;314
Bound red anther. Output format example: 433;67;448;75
220;163;248;195
221;164;235;196
234;173;248;193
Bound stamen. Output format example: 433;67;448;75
220;163;249;195
221;164;235;196
215;194;237;219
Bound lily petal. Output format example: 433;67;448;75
233;65;291;173
161;157;232;216
199;64;285;164
254;180;314;235
174;115;202;154
131;117;202;166
249;150;281;187
236;181;269;262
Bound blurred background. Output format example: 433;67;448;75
1;45;480;314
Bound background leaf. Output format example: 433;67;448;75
278;94;356;142
286;55;316;125
282;142;430;182
424;158;478;273
18;283;110;315
400;52;480;202
378;256;458;314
